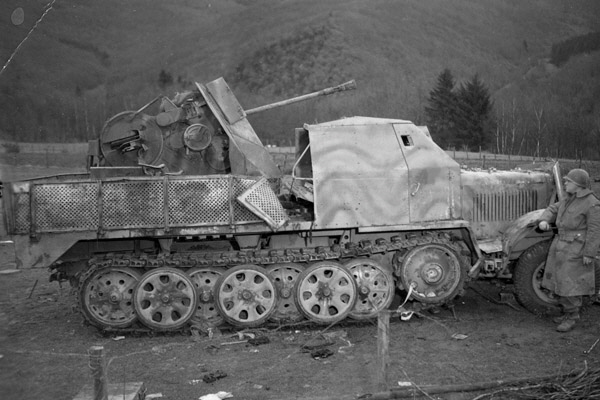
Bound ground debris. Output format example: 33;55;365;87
247;336;270;346
310;348;334;360
0;269;21;275
202;370;228;383
199;391;233;400
472;361;600;400
359;362;600;400
300;335;333;352
451;333;468;340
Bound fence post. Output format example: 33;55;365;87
376;310;391;391
88;346;108;400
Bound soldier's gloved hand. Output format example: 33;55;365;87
583;256;594;265
538;221;550;231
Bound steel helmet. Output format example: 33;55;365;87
564;168;590;188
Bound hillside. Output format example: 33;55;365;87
0;0;599;147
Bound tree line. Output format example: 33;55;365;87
3;61;598;163
550;31;600;67
423;66;600;161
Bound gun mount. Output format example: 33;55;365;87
94;78;356;178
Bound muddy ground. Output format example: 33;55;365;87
0;267;599;400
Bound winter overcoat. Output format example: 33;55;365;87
540;188;600;297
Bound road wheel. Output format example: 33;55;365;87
267;263;305;323
295;261;357;324
214;265;277;327
187;267;226;327
134;268;198;331
344;258;395;320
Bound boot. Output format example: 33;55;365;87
556;313;579;332
552;314;566;324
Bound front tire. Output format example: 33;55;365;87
513;240;559;315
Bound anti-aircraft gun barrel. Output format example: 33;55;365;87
245;80;356;115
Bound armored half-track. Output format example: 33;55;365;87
1;78;561;332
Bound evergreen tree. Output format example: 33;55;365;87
424;69;459;148
455;74;493;149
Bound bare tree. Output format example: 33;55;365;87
495;99;520;155
532;105;547;160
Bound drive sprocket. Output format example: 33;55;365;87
397;242;465;304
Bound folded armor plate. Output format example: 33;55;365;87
237;178;288;231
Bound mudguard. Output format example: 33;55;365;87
502;209;555;263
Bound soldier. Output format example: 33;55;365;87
538;168;600;332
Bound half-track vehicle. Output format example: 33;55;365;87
0;77;572;332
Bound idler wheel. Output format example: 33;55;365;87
79;267;142;329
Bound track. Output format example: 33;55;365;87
76;232;470;332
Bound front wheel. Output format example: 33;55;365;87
513;240;559;315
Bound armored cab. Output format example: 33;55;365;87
293;117;461;227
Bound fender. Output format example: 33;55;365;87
502;209;555;264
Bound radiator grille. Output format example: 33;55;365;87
473;190;538;222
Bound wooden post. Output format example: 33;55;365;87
74;346;144;400
88;346;108;400
376;310;391;391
